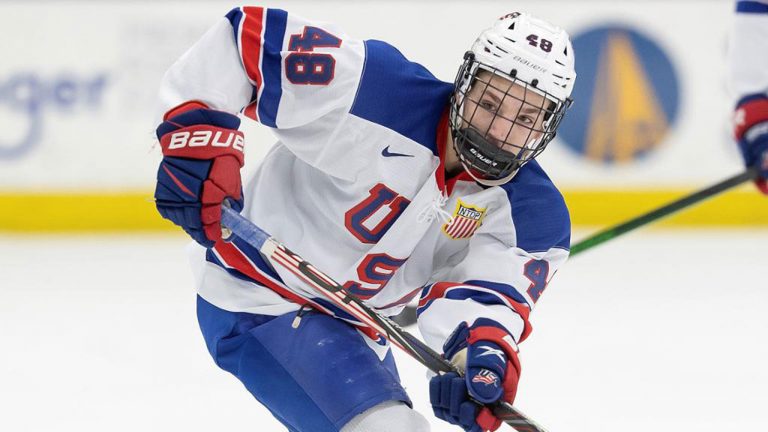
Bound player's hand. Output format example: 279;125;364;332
429;318;521;432
734;95;768;195
154;101;245;247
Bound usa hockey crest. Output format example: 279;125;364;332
442;199;487;239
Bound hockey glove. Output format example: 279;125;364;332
734;94;768;194
154;101;245;247
429;318;521;432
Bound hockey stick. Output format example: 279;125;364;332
569;166;759;255
220;206;548;432
391;167;760;327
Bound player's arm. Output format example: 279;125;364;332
419;178;570;432
420;247;568;431
158;7;360;125
154;7;362;246
728;0;768;194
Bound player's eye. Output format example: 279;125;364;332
517;115;535;125
479;100;497;111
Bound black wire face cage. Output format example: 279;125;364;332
449;52;573;183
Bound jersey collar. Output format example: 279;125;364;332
436;107;472;196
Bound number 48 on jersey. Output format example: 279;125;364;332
286;26;342;85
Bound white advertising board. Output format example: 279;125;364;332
0;0;741;190
3;1;764;231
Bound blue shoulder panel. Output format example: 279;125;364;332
350;40;453;155
501;161;571;253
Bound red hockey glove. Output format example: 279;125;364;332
734;94;768;194
429;318;521;432
154;101;245;247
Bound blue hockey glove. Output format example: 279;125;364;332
429;318;521;432
734;94;768;194
154;101;245;247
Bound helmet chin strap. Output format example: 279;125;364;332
513;136;541;161
462;162;519;187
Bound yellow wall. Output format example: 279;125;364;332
2;188;766;232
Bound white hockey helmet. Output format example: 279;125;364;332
450;12;576;185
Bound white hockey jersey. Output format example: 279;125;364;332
158;6;571;352
728;0;768;99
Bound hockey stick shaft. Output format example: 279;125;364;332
220;206;547;432
569;167;759;256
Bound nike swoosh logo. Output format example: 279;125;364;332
381;145;414;158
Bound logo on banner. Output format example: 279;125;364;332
0;72;109;159
442;199;487;240
558;26;680;164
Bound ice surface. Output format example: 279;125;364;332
1;230;766;431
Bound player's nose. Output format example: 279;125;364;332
488;116;513;146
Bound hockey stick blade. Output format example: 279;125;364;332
220;206;548;432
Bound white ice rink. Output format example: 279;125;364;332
2;230;767;432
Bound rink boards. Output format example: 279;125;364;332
1;0;766;231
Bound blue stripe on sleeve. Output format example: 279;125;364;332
225;8;243;48
415;284;435;317
463;279;529;307
438;288;511;307
736;1;768;13
415;282;528;317
415;304;430;318
350;40;453;155
258;8;288;127
501;160;571;252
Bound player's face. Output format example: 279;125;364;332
461;71;549;159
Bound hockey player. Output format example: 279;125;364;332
729;1;768;192
154;8;575;432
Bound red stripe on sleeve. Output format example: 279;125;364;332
417;281;458;308
240;6;266;121
417;281;532;342
243;103;259;121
